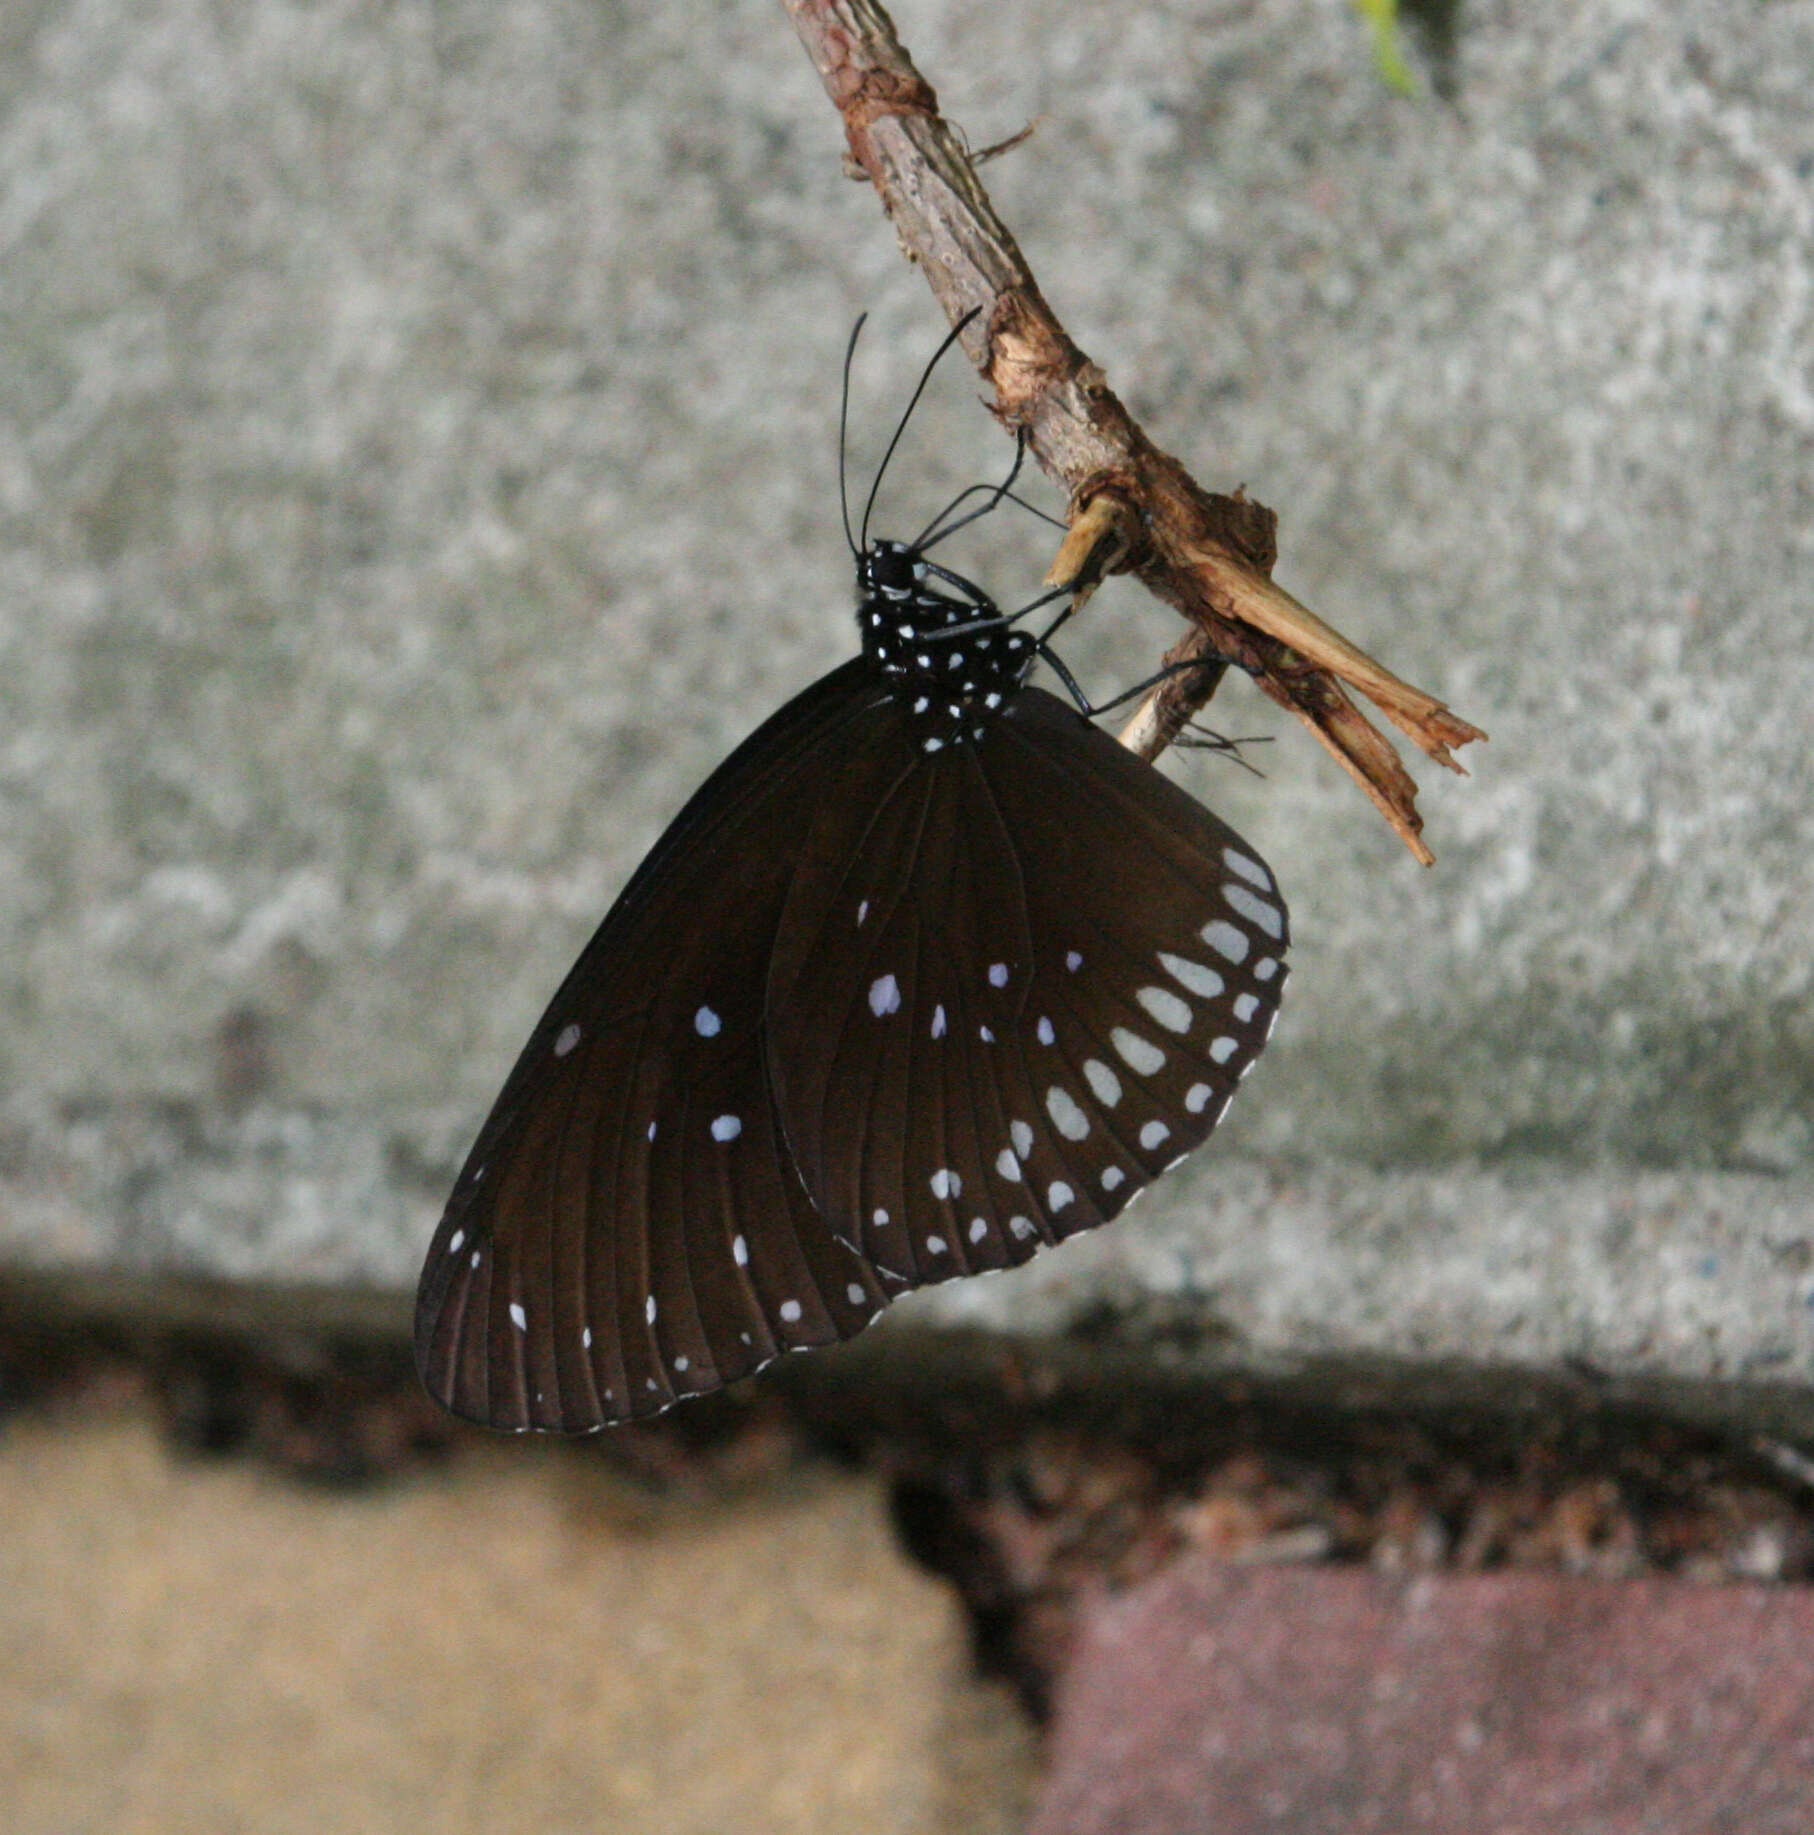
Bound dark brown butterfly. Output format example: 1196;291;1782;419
414;317;1288;1432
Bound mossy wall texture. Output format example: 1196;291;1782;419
3;0;1811;1404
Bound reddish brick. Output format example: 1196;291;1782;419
1031;1560;1814;1835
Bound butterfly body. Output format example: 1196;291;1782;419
856;537;1037;749
415;334;1289;1435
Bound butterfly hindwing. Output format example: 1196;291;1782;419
984;685;1288;1188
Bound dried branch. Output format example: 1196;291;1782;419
781;0;1485;864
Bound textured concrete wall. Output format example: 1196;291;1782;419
3;0;1811;1416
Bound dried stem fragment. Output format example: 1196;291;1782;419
782;0;1485;861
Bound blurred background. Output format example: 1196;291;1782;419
3;1;1812;1829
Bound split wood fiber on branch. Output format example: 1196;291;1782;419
782;0;1485;864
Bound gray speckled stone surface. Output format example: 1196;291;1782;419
3;0;1812;1421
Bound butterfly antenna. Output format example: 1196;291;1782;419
860;306;983;552
839;313;868;559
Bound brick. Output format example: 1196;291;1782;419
1032;1560;1814;1835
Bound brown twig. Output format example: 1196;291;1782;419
782;0;1485;864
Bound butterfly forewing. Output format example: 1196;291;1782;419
414;662;890;1432
765;684;1288;1293
984;687;1288;1184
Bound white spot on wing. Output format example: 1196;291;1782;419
869;973;902;1016
1140;1120;1171;1150
448;1230;464;1254
1102;1166;1126;1191
969;1217;988;1244
1185;1082;1213;1113
1254;956;1279;982
847;1282;867;1305
1047;1181;1075;1212
931;1004;947;1039
1233;993;1260;1023
1159;952;1223;999
645;1295;657;1325
1009;1214;1036;1240
1082;1059;1122;1106
1210;1036;1239;1064
1111;1028;1166;1075
583;1327;592;1349
996;1148;1022;1181
733;1234;748;1266
857;899;870;925
1045;1086;1091;1140
711;1114;742;1141
695;1006;722;1037
1036;1016;1056;1046
779;1299;802;1324
1223;847;1271;889
1010;1120;1034;1158
1225;885;1284;939
1066;950;1083;971
926;1235;946;1255
873;1207;890;1226
1201;920;1249;963
1137;985;1193;1033
988;962;1009;987
509;1302;527;1332
930;1168;962;1199
554;1022;582;1057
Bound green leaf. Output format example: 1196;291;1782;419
1352;0;1418;95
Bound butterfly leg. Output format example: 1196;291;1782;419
1081;655;1231;721
914;431;1055;552
919;579;1074;647
1033;637;1092;714
917;559;1003;609
1032;644;1229;723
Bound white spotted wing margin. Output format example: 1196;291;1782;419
765;682;1288;1288
414;659;894;1434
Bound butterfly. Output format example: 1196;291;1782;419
414;315;1289;1432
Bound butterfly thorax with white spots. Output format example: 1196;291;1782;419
856;539;1036;754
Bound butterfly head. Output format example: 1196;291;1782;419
857;538;923;600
